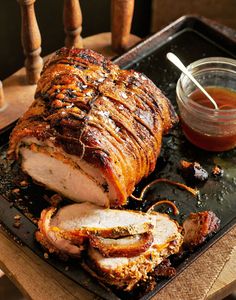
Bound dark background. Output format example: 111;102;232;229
0;0;151;80
2;0;235;81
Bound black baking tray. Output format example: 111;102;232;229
0;15;236;300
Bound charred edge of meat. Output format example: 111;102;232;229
89;232;154;258
180;160;208;183
50;47;113;71
212;165;224;177
81;258;173;294
84;240;181;292
183;211;220;248
153;258;176;278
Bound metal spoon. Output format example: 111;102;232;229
166;52;219;110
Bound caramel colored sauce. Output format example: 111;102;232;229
190;86;236;110
181;87;236;152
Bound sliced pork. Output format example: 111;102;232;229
8;47;178;207
85;212;183;291
37;202;155;243
36;203;183;291
89;232;154;258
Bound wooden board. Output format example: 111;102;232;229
0;67;36;130
0;228;95;300
207;246;236;300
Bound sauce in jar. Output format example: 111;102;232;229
181;87;236;152
176;57;236;152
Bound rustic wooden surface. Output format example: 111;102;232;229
0;228;95;300
0;224;235;300
208;246;236;300
0;66;36;130
83;33;141;59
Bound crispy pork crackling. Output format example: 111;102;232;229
8;47;178;207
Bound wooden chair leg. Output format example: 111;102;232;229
17;0;43;85
63;0;83;48
111;0;135;53
0;81;6;111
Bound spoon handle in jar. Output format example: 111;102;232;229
166;52;218;110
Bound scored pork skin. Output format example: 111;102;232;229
8;47;178;207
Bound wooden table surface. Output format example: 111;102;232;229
0;224;235;300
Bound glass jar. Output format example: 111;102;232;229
176;57;236;152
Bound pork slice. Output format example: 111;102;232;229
86;212;183;290
89;232;154;258
36;207;85;257
39;202;154;240
19;138;113;207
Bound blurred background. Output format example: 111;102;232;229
1;0;236;80
0;0;151;79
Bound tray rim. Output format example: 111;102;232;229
113;14;236;68
0;14;236;300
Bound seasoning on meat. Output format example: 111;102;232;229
37;202;155;241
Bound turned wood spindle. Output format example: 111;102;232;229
63;0;83;48
17;0;43;85
0;80;6;111
111;0;135;53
